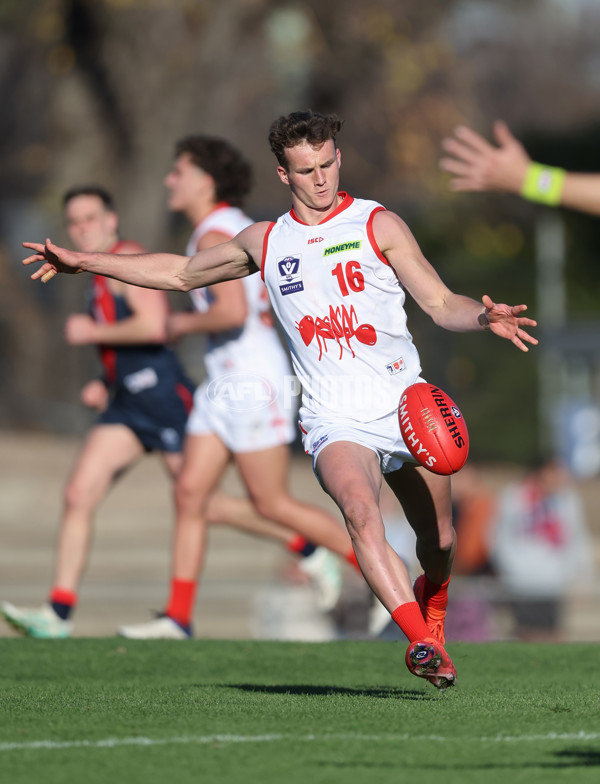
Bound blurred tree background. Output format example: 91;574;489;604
1;0;600;466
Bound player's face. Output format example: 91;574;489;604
164;153;214;213
277;139;341;217
64;195;118;253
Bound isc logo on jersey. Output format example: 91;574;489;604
277;256;304;295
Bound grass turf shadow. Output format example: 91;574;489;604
216;683;431;700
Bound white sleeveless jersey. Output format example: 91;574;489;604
261;193;422;422
186;205;289;381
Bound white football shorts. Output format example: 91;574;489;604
300;406;416;476
186;374;296;453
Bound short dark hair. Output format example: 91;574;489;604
62;185;115;211
174;135;253;207
268;110;343;168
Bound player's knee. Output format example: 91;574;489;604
63;477;99;511
175;472;207;512
437;513;455;552
175;473;195;504
342;496;379;540
439;525;456;553
418;517;455;553
251;493;287;522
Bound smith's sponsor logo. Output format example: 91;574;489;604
323;240;362;257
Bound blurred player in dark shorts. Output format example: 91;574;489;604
2;185;195;637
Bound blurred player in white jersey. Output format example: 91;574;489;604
23;113;537;688
118;135;360;639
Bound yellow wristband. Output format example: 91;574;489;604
521;162;566;206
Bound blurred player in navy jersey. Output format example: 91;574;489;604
2;185;194;637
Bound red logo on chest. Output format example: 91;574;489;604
296;304;377;360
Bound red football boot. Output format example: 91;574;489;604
405;638;456;691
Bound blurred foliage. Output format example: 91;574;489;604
1;0;600;463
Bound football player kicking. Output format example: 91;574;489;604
23;111;537;689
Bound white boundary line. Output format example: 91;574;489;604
0;731;599;752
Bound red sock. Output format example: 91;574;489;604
345;550;360;572
391;601;431;642
421;576;451;609
165;579;197;627
49;587;77;607
287;535;309;553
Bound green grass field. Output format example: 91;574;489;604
1;639;599;784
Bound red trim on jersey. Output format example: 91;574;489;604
298;421;307;434
289;192;354;225
94;240;148;383
260;222;276;281
197;203;236;242
92;276;118;384
175;382;194;415
366;206;390;265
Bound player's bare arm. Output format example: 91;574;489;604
440;122;600;218
439;121;530;195
167;229;250;341
22;222;269;291
560;174;600;217
168;279;249;340
63;286;169;346
373;209;538;352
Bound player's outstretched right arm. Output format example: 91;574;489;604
22;222;269;290
440;121;600;217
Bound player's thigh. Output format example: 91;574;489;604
233;444;291;504
66;424;144;501
176;432;231;502
385;463;452;543
315;440;382;520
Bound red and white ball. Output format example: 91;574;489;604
398;383;469;475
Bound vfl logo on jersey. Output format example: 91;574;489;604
385;357;405;375
296;304;377;360
277;255;304;295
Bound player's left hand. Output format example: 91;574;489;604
80;379;109;411
22;239;84;283
482;293;538;352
